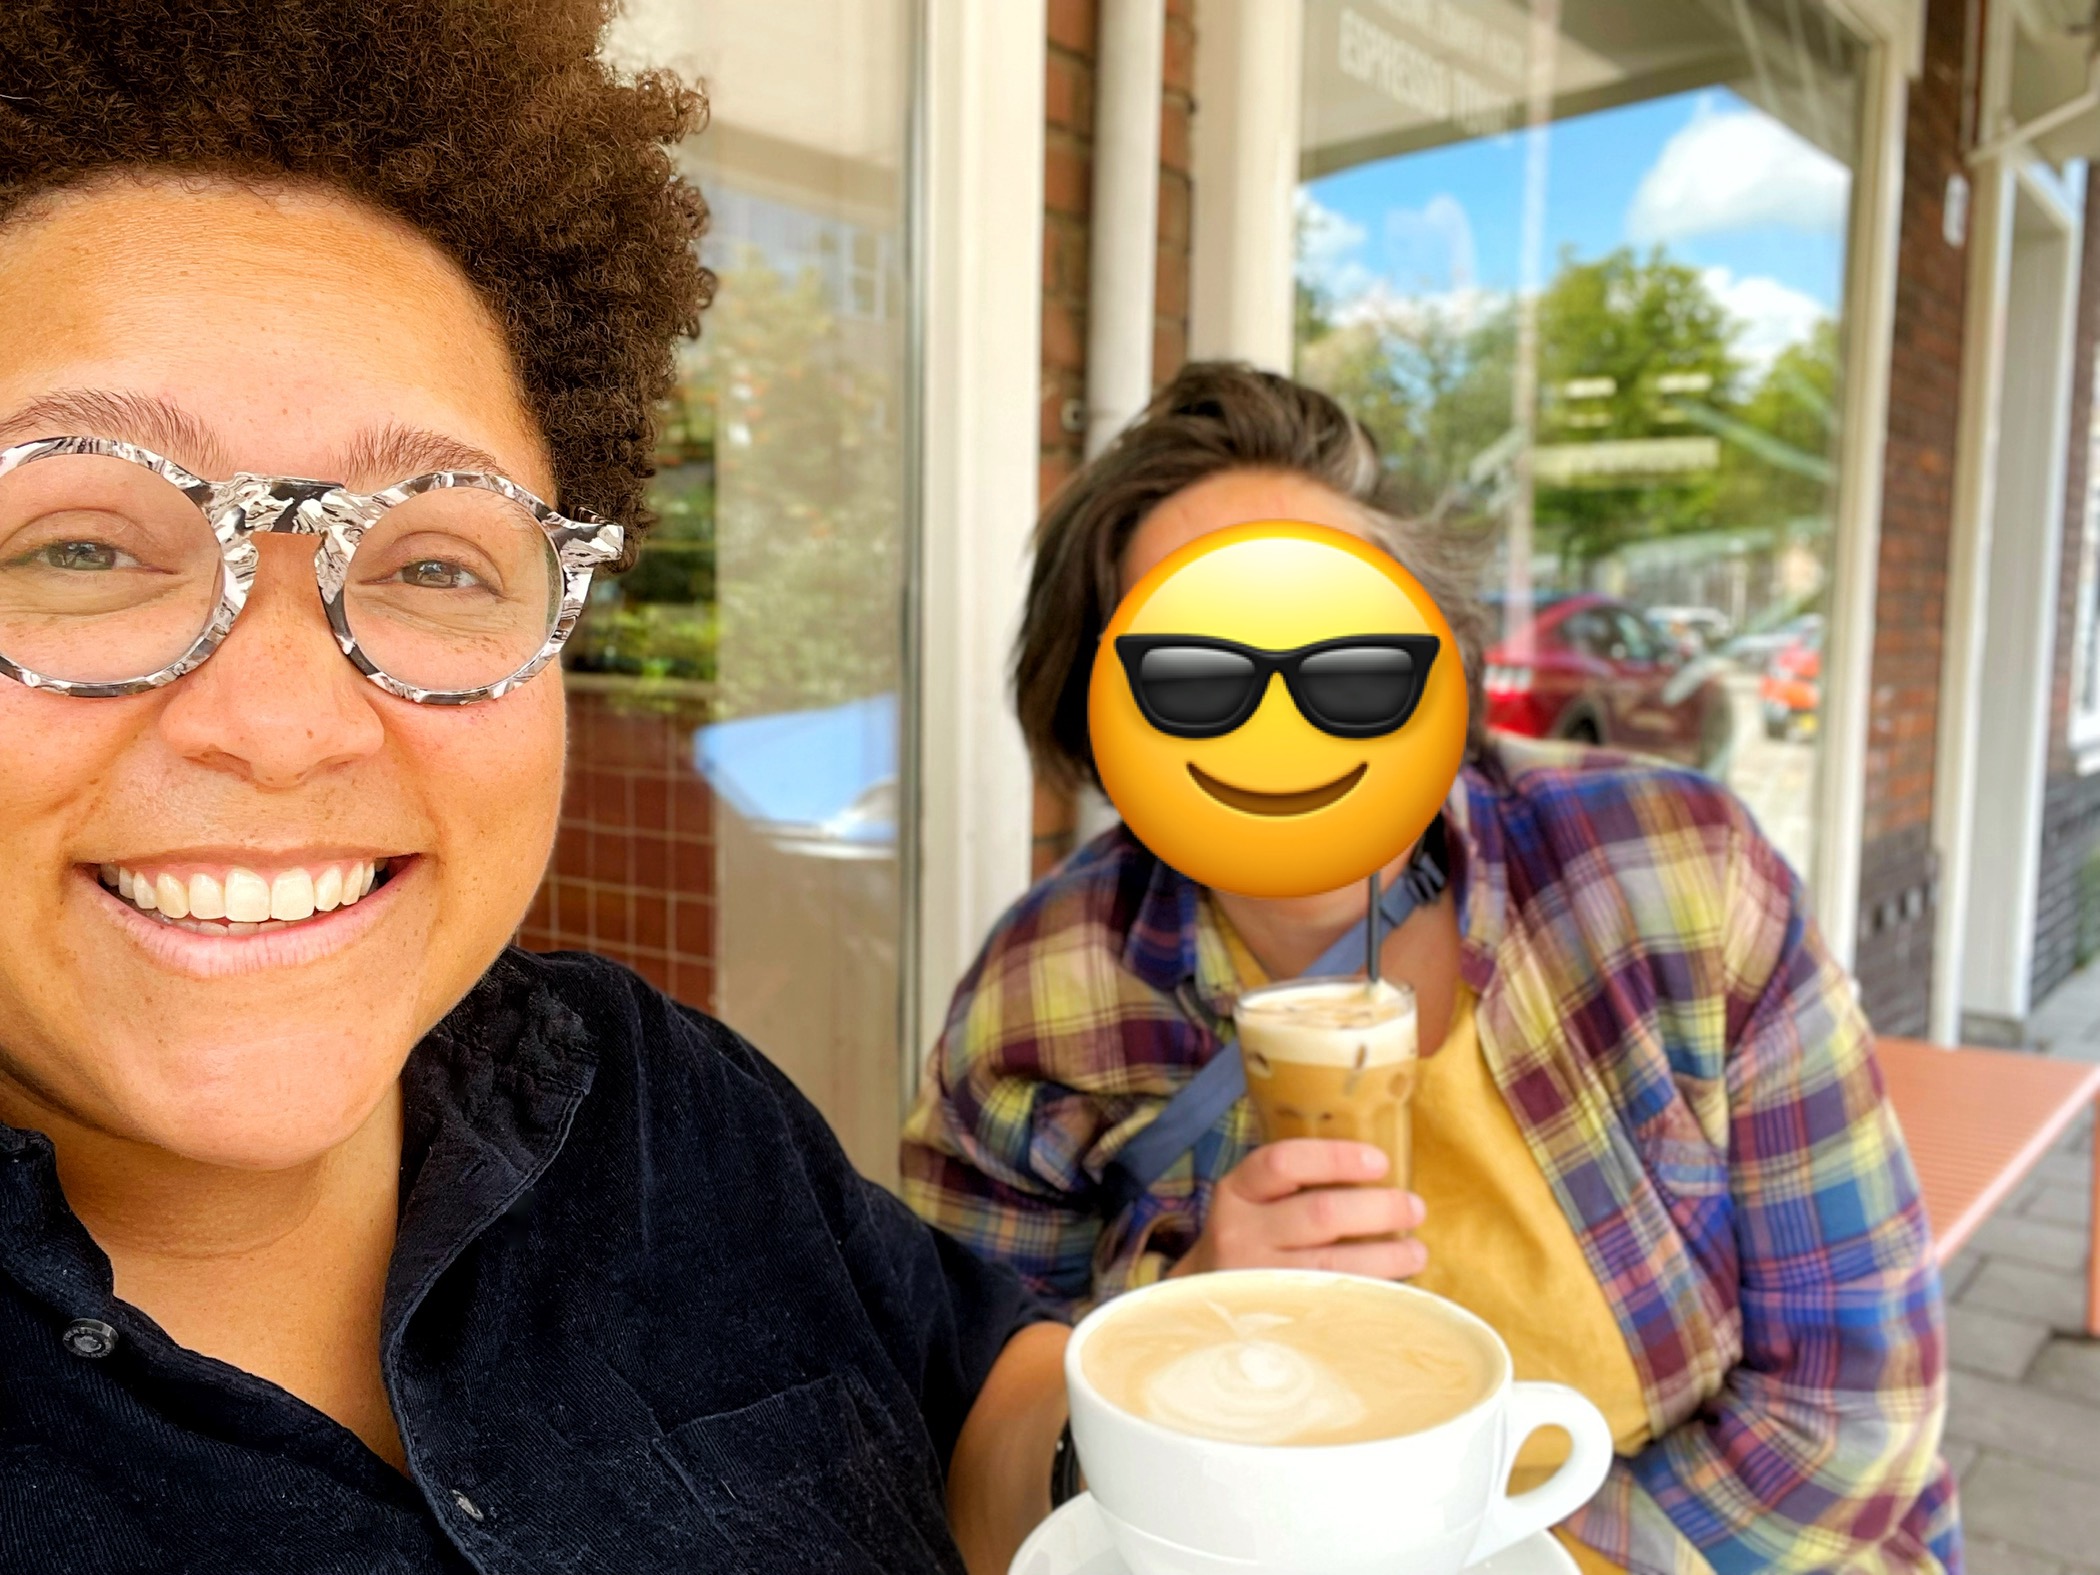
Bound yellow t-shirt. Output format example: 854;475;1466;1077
1213;906;1643;1575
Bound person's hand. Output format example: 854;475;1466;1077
1168;1140;1427;1280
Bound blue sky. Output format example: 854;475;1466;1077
1301;88;1852;367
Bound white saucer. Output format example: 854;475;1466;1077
1009;1494;1581;1575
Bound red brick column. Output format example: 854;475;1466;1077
1032;0;1197;877
1852;0;1970;1035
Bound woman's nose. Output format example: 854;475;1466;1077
154;535;386;787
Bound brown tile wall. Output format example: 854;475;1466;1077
518;686;718;1012
1033;0;1197;878
1852;0;1971;1037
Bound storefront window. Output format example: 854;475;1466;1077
522;0;916;1183
1295;0;1864;878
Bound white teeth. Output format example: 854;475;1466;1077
224;869;271;923
269;868;316;922
105;859;387;928
189;872;226;921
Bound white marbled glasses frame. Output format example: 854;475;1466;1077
0;435;624;705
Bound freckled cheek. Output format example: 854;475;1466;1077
389;677;565;903
0;688;142;885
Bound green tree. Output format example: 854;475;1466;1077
1294;231;1841;600
1530;247;1739;576
569;246;905;716
1712;319;1840;529
1296;297;1515;527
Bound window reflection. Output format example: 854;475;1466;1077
1295;0;1863;879
525;0;915;1185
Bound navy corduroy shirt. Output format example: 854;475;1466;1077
0;949;1045;1574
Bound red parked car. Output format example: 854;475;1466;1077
1482;593;1734;771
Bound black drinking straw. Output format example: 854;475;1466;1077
1365;868;1382;986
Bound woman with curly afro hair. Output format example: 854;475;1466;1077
0;5;1069;1572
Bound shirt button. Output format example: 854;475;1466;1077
450;1489;485;1523
61;1318;118;1359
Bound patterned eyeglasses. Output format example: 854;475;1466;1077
0;436;624;705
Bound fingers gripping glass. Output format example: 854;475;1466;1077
1115;633;1441;739
0;436;623;704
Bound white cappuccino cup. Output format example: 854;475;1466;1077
1064;1270;1613;1575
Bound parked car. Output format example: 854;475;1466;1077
1723;612;1823;671
1483;593;1734;772
1645;604;1732;657
1760;624;1822;741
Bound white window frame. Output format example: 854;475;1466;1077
901;0;1045;1098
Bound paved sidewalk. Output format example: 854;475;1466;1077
1941;965;2100;1574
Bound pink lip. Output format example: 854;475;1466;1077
81;855;418;980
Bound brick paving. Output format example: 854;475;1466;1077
1944;965;2100;1574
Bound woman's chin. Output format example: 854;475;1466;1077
90;1037;407;1171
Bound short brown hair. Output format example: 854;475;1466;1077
0;0;712;566
1016;362;1488;789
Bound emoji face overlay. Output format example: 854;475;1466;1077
1089;522;1467;898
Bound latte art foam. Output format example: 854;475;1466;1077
1082;1279;1500;1447
1140;1336;1368;1444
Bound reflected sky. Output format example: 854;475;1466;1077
1302;88;1850;368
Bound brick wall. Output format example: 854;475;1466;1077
2034;189;2100;1005
1851;0;1971;1037
1032;0;1198;878
518;687;718;1010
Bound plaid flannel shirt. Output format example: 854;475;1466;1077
902;737;1958;1574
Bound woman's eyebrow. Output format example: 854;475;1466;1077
335;423;511;486
0;389;231;473
0;398;511;488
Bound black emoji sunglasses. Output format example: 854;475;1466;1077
1113;633;1441;740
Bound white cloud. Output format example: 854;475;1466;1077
1702;266;1828;373
1627;99;1850;245
1298;189;1484;310
1331;280;1508;335
1296;191;1375;302
1383;193;1478;293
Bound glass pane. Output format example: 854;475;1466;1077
524;0;915;1185
1296;0;1863;882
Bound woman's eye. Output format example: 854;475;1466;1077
33;540;126;571
395;559;482;590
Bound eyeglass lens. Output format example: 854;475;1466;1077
343;487;562;692
0;454;563;692
0;453;222;684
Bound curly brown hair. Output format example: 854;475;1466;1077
0;0;712;565
1016;362;1489;789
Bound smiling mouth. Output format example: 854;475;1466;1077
90;856;404;936
1188;763;1367;816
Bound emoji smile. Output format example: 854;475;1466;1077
1188;762;1367;817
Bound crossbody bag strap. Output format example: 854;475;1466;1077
1099;819;1448;1218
